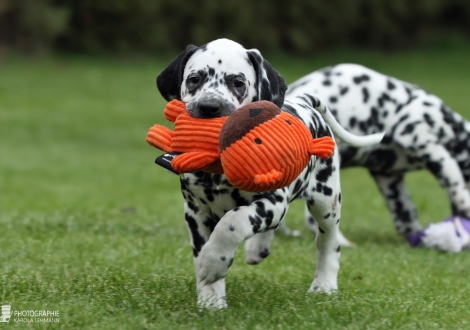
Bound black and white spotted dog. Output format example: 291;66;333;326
285;63;470;238
155;39;383;308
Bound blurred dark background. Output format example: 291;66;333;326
1;0;470;55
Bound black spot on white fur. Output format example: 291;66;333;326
353;74;370;84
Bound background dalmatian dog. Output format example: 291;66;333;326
285;63;470;238
156;39;383;309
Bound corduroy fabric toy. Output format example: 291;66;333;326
146;100;335;192
146;99;226;174
219;100;335;192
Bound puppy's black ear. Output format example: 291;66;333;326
157;44;199;101
247;49;287;108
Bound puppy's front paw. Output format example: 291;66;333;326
197;292;228;310
308;279;338;295
196;242;235;285
196;277;228;310
244;242;270;265
244;231;275;265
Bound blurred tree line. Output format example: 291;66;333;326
1;0;469;55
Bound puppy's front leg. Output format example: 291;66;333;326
183;201;228;309
196;193;289;302
244;230;275;265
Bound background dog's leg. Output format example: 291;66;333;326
394;120;470;218
419;144;470;217
304;205;353;246
370;172;421;235
196;193;289;302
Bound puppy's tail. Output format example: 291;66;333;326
297;94;385;147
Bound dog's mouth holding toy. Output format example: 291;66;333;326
147;100;335;192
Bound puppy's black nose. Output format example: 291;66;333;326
198;102;221;118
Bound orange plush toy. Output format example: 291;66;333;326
146;99;226;174
146;100;335;192
219;101;335;192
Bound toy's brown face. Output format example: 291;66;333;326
220;100;281;151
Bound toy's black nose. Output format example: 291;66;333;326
198;102;221;118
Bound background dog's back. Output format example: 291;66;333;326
286;63;470;236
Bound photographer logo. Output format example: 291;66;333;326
0;303;60;324
0;303;11;324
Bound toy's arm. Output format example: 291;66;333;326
164;99;187;122
172;152;220;173
146;124;174;152
308;136;335;159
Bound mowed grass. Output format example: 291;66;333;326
1;46;470;329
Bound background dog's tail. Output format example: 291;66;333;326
317;104;385;147
296;94;385;147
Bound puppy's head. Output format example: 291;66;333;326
157;39;287;118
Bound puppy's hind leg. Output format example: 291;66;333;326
305;157;343;293
306;192;342;294
304;204;353;247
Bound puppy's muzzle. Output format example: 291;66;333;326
198;102;222;118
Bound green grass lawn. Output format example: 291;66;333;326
1;46;470;329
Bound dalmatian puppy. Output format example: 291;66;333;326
286;63;470;238
155;39;383;308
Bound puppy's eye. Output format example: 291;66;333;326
233;79;245;88
187;76;200;85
